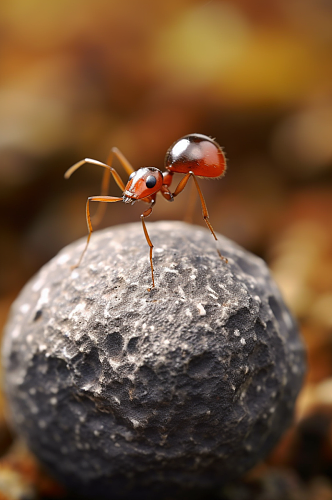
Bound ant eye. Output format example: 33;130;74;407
145;175;157;189
128;172;135;181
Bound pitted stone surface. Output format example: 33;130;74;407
2;221;305;498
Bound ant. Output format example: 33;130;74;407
65;133;227;290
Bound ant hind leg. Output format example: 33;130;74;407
171;172;228;264
190;174;228;263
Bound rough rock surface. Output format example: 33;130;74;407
2;221;306;498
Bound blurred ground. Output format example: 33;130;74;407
0;0;332;498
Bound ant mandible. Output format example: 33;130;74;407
65;133;227;290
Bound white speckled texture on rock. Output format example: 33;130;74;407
2;221;306;499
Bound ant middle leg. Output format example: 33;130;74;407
140;200;156;290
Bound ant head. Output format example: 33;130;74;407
165;133;226;178
123;167;163;203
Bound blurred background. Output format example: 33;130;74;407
0;0;332;498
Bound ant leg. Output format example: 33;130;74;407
190;174;228;263
93;148;135;225
140;201;156;290
92;168;111;226
73;195;122;269
172;173;228;263
64;156;128;227
183;179;197;223
172;172;191;197
166;172;196;221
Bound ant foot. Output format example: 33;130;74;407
217;248;228;263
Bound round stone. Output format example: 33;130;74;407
2;221;306;498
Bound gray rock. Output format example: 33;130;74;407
2;221;305;498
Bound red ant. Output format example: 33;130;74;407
65;133;227;289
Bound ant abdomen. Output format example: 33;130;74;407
165;133;226;178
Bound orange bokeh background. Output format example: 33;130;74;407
1;0;332;497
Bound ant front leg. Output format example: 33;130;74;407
93;148;135;225
172;172;228;263
65;149;134;227
73;195;123;269
140;199;156;290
